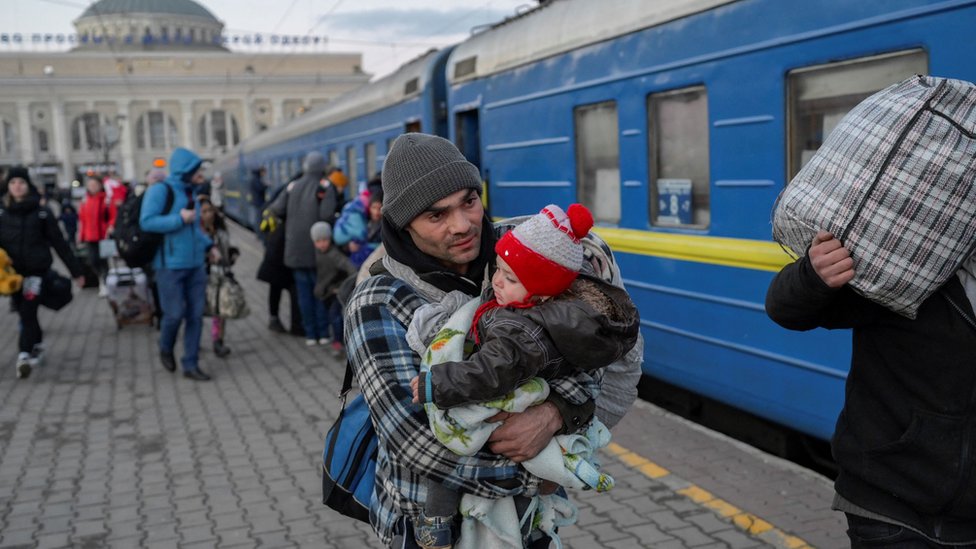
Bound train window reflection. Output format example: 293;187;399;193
787;49;927;179
648;86;709;228
364;142;377;181
574;101;620;225
346;146;357;198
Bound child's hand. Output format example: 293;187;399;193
409;376;420;403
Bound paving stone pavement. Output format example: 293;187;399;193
0;223;846;548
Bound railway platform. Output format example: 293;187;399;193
0;223;847;548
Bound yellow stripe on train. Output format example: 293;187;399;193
592;227;796;273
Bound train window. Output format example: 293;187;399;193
346;146;358;197
454;56;476;79
648;86;710;228
405;120;421;133
574;101;620;224
404;78;419;96
328;150;340;170
787;49;927;179
364;142;377;181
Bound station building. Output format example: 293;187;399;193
0;0;370;191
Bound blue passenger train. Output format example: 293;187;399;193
214;0;976;449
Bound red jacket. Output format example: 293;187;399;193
107;184;128;227
78;191;110;242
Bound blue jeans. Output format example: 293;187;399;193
324;295;344;342
293;268;328;340
155;266;207;371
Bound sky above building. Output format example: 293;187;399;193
1;0;533;79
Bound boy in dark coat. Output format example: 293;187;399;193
310;221;356;353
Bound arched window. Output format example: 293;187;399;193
72;112;107;151
135;111;180;150
198;109;240;150
0;119;15;155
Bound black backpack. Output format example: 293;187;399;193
114;185;174;269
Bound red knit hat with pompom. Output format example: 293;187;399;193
495;203;594;298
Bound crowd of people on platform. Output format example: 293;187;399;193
254;151;384;357
0;144;386;383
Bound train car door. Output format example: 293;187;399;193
455;109;486;214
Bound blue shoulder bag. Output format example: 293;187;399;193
322;360;377;523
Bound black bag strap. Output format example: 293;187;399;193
162;184;175;215
338;359;355;405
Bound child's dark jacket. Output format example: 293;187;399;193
420;274;640;409
313;246;356;300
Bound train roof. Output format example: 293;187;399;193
239;48;448;156
448;0;739;84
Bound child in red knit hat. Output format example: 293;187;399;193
407;203;640;549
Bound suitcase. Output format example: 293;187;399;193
105;261;154;328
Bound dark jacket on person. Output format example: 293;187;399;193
313;245;356;301
256;185;292;287
0;194;82;278
269;152;337;270
58;206;78;240
419;275;640;409
250;170;267;208
765;255;976;543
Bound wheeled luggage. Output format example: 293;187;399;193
105;261;154;328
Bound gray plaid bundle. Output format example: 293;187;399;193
773;75;976;318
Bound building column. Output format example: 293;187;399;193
117;101;135;181
50;100;70;181
271;98;284;126
16;101;33;164
241;97;254;139
180;100;194;150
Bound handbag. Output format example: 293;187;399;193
40;269;73;311
98;238;118;259
205;268;250;319
321;360;377;523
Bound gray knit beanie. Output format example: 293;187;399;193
310;221;332;242
381;133;482;229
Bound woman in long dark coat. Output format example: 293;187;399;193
256;184;303;336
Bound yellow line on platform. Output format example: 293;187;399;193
604;442;814;549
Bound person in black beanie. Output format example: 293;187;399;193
0;166;85;379
343;133;643;548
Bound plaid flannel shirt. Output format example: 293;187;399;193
345;274;598;545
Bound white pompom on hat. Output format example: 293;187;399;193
495;203;594;298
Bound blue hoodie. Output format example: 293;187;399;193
139;148;212;270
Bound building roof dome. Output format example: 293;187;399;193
79;0;219;21
73;0;225;51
